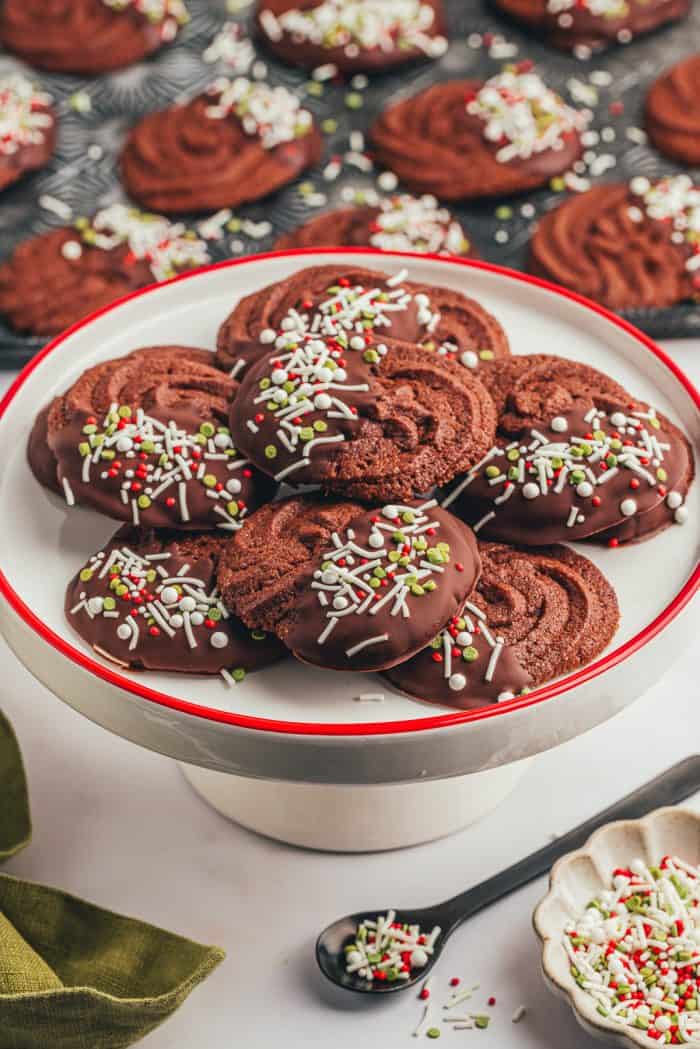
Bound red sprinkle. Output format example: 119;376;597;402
450;977;460;987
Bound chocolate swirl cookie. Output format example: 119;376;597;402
34;346;275;530
492;0;689;54
215;264;509;380
121;77;322;214
445;355;694;546
274;194;475;256
256;0;448;73
646;55;700;166
0;74;56;194
0;0;188;75
369;68;586;201
67;526;286;679
218;496;481;672
383;540;619;706
230;329;497;502
0;205;209;336
529;177;700;310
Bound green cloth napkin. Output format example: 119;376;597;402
0;712;31;862
0;712;225;1048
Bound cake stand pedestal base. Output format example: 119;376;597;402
179;757;534;852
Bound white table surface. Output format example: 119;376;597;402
0;341;698;1049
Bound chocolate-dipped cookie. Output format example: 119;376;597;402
215;264;509;380
383;540;619;706
445;356;694;546
0;205;209;336
530;177;700;310
492;0;689;55
121;77;322;214
67;526;286;680
0;74;56;194
218;496;481;671
230;325;498;502
256;0;448;74
274;194;475;256
369;68;587;201
0;0;188;75
37;345;276;530
646;55;700;166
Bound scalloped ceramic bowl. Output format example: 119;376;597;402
534;806;700;1046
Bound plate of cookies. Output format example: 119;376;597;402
0;249;698;850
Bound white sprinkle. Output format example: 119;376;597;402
345;634;389;659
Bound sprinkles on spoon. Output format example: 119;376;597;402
345;910;441;983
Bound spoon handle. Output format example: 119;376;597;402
437;755;700;931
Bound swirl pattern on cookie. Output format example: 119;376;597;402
0;0;188;74
218;496;481;672
0;74;56;193
492;0;689;53
646;55;700;165
369;69;586;200
39;345;276;530
530;177;700;310
256;0;447;72
230;320;498;502
274;195;475;256
215;264;509;380
445;355;694;546
67;526;286;679
0;205;209;335
121;77;322;214
383;540;619;706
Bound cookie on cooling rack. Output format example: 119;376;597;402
0;0;189;74
369;68;586;201
646;55;700;165
121;78;322;214
0;74;56;194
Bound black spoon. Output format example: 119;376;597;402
316;756;700;994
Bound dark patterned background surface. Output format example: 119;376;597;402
0;0;699;368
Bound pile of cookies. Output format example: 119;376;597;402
28;264;694;709
0;0;697;344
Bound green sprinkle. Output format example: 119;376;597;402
410;584;425;596
299;426;315;442
363;349;379;364
146;570;157;583
609;438;622;450
78;442;90;457
426;1029;441;1040
495;205;512;220
100;449;116;460
200;422;215;438
264;445;277;460
657;467;667;482
506;448;520;461
82;424;97;435
321;118;338;134
462;646;478;662
402;510;415;523
251;630;267;641
485;465;500;478
570;469;586;484
423;580;437;592
226;501;240;517
306;81;323;97
508;466;519;480
118;405;131;418
103;597;116;611
208;608;222;621
388;550;401;563
137;495;151;509
345;92;363;109
313;420;328;432
593;429;606;441
369;577;381;589
479;350;494;361
231;668;246;683
606;454;618;468
141;439;155;453
79;568;93;582
550;176;566;192
649;417;661;430
259;377;271;390
203;474;217;488
475;1016;490;1030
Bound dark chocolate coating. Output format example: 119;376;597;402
646;54;700;166
27;403;61;494
121;85;322;215
230;335;498;503
369;78;584;201
384;538;619;706
39;345;276;530
255;0;447;73
218;495;481;672
492;0;690;53
450;389;693;546
215;263;510;380
529;184;698;311
0;0;184;74
66;526;286;675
